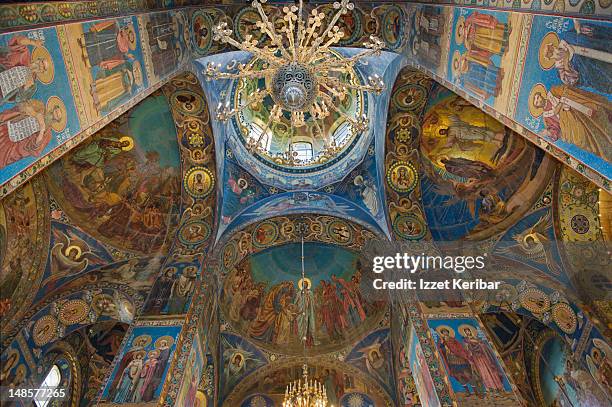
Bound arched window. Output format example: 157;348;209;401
292;142;313;162
249;122;272;151
332;121;351;146
35;364;61;407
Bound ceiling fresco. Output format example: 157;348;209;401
222;356;394;407
45;90;182;255
0;178;50;340
231;54;366;170
0;3;610;406
221;242;385;355
196;48;403;193
403;3;612;189
420;86;556;241
2;1;609;202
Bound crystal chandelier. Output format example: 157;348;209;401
204;0;385;164
282;231;328;407
283;364;328;407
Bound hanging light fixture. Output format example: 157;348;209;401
283;363;328;407
204;0;385;165
282;232;328;407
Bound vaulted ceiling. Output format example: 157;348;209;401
0;2;610;406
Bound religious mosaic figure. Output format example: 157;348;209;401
145;267;176;314
320;279;348;340
439;114;505;153
530;84;612;159
460;325;505;393
332;274;366;325
91;59;143;113
248;281;295;342
167;266;197;314
131;349;159;402
0;99;64;167
295;278;316;346
113;350;145;402
71;135;131;169
78;20;142;113
543;21;612;94
353;175;379;216
436;327;482;395
416;8;444;36
222;175;256;224
458;12;510;56
141;338;172;401
79;21;135;68
0;36;52;104
459;53;503;99
146;13;182;78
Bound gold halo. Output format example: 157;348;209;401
195;391;207;407
528;83;547;118
237;178;249;189
155;335;175;348
132;60;143;87
133;350;146;359
231;351;245;368
455;16;466;45
64;244;82;260
46;96;67;132
14;364;26;379
435;325;455;338
458;324;478;338
539;32;560;70
297;277;312;290
132;334;152;349
451;50;462;79
119;136;134;151
126;23;137;51
31;46;54;84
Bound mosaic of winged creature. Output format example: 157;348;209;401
49;228;105;280
221;337;262;389
497;211;562;276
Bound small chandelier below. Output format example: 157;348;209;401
283;364;328;407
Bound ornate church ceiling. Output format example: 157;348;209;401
196;49;404;242
221;241;385;355
0;2;610;407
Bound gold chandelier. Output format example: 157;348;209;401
283;364;328;407
204;0;385;163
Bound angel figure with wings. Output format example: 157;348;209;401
48;228;105;282
496;212;562;276
222;338;261;389
354;336;390;384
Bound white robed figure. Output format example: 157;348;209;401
354;175;380;216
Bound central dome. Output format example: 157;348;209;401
232;54;367;174
271;63;318;111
